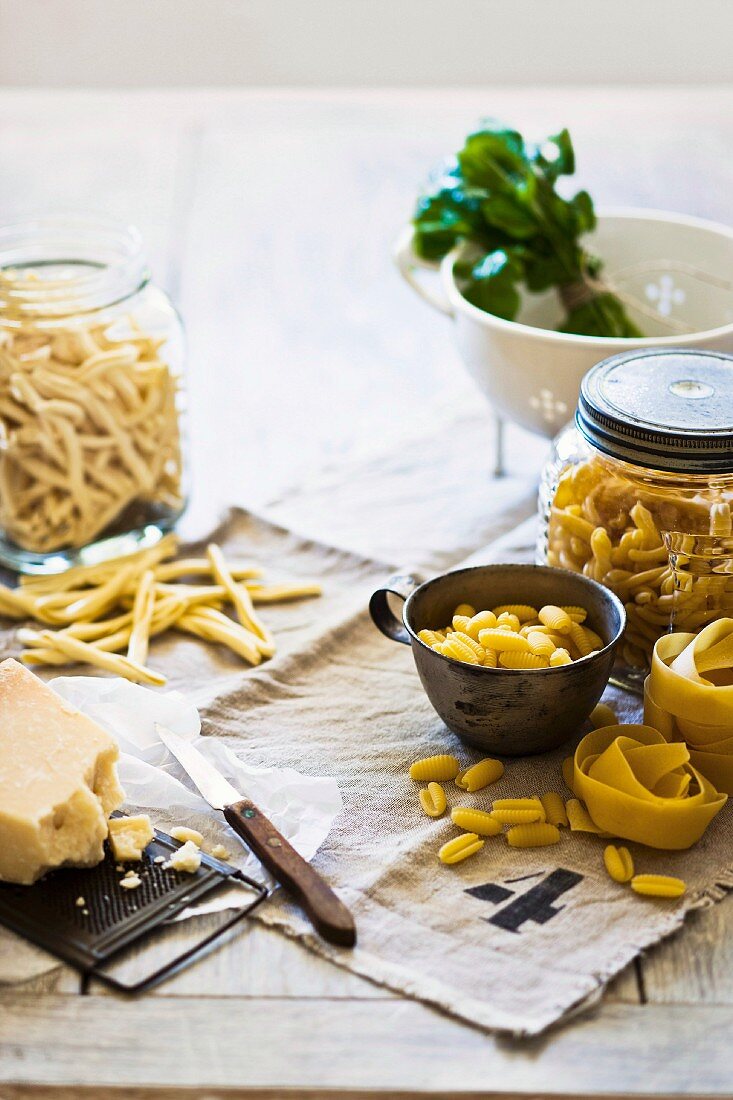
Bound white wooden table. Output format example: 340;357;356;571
3;87;733;1098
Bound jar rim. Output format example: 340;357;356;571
577;348;733;475
0;214;149;320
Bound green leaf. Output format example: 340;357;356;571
457;126;528;192
533;128;575;179
480;193;538;239
460;248;524;321
567;189;596;236
559;292;644;338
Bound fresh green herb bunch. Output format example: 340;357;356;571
412;121;642;338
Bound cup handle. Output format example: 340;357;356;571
393;226;454;317
369;572;423;645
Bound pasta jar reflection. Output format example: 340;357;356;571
0;216;187;572
537;349;733;679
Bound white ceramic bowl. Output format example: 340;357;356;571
395;208;733;440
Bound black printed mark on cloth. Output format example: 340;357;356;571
465;869;583;933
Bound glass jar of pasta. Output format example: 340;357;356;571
0;215;186;572
538;349;733;680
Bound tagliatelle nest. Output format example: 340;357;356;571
0;533;321;685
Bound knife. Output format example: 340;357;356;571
155;724;356;948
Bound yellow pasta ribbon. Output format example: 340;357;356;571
573;724;726;850
644;619;733;794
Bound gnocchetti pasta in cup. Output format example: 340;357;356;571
0;216;186;572
538;349;733;679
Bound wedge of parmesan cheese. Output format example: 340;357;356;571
108;814;154;861
0;659;124;884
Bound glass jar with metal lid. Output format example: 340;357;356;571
537;348;733;675
0;215;187;573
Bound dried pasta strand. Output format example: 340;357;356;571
34;629;165;686
207;543;275;657
127;569;156;665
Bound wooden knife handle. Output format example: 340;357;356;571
223;798;356;948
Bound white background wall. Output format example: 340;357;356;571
0;0;732;87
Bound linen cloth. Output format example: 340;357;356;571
3;494;733;1035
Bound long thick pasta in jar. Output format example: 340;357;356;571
546;454;733;665
539;352;733;671
0;218;186;565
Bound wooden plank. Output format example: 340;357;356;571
640;891;733;1005
1;994;732;1097
87;917;393;999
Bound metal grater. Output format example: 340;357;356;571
0;824;267;993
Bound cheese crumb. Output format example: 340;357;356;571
108;814;154;861
120;873;142;890
153;855;165;865
75;896;86;907
170;825;204;847
168;840;201;874
211;844;231;861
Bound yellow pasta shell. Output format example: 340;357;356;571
603;844;634;884
539;605;572;634
455;757;504;792
491;604;538;623
631;874;686;899
507;823;561;848
419;782;447;818
451;807;502;836
499;651;549;670
409;754;461;782
549;648;572;667
440;637;480;665
477;630;530;653
491;798;545;825
453;603;476;619
540;791;568;827
439;832;484;865
464;610;497;639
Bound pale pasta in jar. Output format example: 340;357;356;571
0;217;186;571
538;350;733;676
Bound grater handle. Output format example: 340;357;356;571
223;798;356;948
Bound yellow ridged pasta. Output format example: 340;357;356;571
452;614;472;633
483;648;498;668
568;620;594;657
451;631;486;663
438;832;484;865
418;629;445;648
566;798;603;833
477;629;530;653
550;648;572;667
409;754;461;782
526;631;556;657
491;798;545;824
455;757;504;792
499;651;549;669
453;603;476;618
589;702;618;729
439;636;480;665
561;605;587;623
631;874;686;899
538;605;573;634
495;612;521;632
464;610;497;638
604;844;634;883
419;782;447;818
491;604;538;622
507;823;561;848
451;807;502;836
540;791;568;827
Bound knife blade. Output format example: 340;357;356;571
155;724;356;948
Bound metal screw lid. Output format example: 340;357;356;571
576;348;733;474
